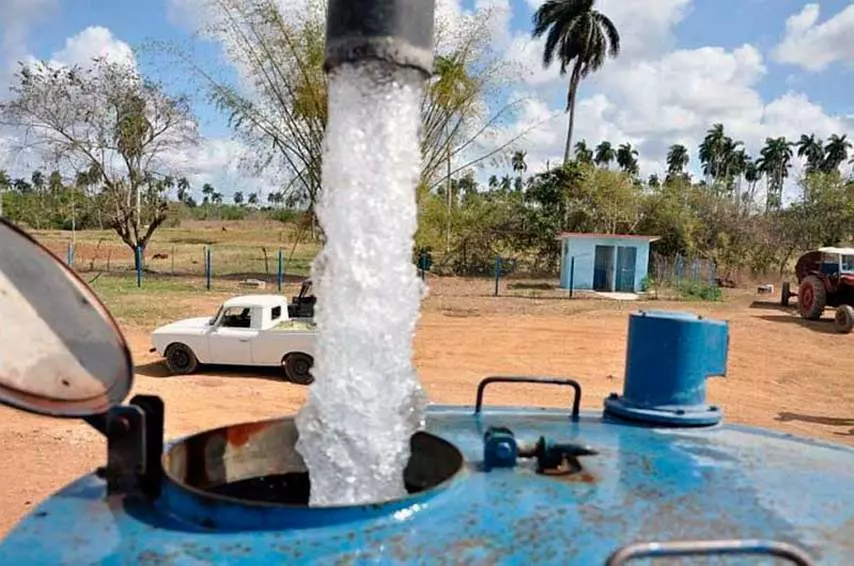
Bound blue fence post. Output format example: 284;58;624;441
569;256;575;299
205;247;212;291
135;246;142;288
277;249;284;292
66;241;74;267
494;256;501;297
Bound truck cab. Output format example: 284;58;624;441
151;295;316;384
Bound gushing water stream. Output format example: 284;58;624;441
294;62;428;506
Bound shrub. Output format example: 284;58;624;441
677;281;722;301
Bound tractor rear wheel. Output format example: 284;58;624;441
835;305;854;334
798;275;826;320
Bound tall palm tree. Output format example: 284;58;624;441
574;140;594;164
616;142;639;176
594;141;615;168
511;150;528;174
177;177;191;204
698;123;726;182
796;133;825;173
743;158;762;208
666;144;689;176
823;134;852;172
532;0;620;164
757;137;793;212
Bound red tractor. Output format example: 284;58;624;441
781;247;854;333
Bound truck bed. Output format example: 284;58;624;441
272;320;315;332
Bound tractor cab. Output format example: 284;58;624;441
817;247;854;276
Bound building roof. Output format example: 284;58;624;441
556;232;661;243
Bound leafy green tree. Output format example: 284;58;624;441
574;140;594;165
797;133;825;173
757;137;794;212
823;134;852;172
532;0;620;164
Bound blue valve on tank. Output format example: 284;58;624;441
603;310;729;427
483;426;598;473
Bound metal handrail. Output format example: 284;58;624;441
474;376;582;421
605;539;814;566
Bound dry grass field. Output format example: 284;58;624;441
1;222;853;536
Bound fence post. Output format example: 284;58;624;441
569;256;575;299
277;248;284;292
205;247;212;291
135;246;142;288
66;241;74;267
494;256;501;297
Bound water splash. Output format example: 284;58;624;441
294;62;428;506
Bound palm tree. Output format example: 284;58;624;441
823;134;852;172
616;143;639;176
743;158;762;208
574;140;594;164
647;174;660;188
757;136;793;212
796;133;825;173
666;144;689;176
532;0;620;164
176;177;191;204
594;141;615;168
202;183;215;205
698;123;726;182
511;151;528;174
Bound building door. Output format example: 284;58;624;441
616;246;637;292
594;246;615;291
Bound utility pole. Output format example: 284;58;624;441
445;142;452;255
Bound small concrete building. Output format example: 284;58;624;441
557;232;660;293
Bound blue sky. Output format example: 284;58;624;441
1;0;853;200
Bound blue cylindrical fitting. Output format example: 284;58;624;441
604;311;729;426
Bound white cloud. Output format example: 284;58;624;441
47;26;135;70
485;2;853;199
774;3;854;71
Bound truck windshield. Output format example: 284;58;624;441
209;306;223;325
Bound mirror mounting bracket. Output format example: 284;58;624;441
84;395;164;500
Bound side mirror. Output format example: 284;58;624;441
0;220;133;417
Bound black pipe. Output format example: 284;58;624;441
325;0;436;77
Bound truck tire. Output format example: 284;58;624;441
284;353;314;385
798;275;826;320
835;305;854;334
165;343;199;375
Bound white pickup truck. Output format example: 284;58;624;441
150;295;317;384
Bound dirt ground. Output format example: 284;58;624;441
2;285;854;536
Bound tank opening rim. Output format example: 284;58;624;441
160;417;465;511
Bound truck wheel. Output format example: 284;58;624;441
835;306;854;334
798;275;826;320
781;281;791;306
284;353;314;385
165;343;199;375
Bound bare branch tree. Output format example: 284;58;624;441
0;57;198;265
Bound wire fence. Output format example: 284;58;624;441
650;253;717;287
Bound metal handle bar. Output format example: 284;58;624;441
474;376;582;422
605;539;814;566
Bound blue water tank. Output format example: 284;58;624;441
604;310;728;426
